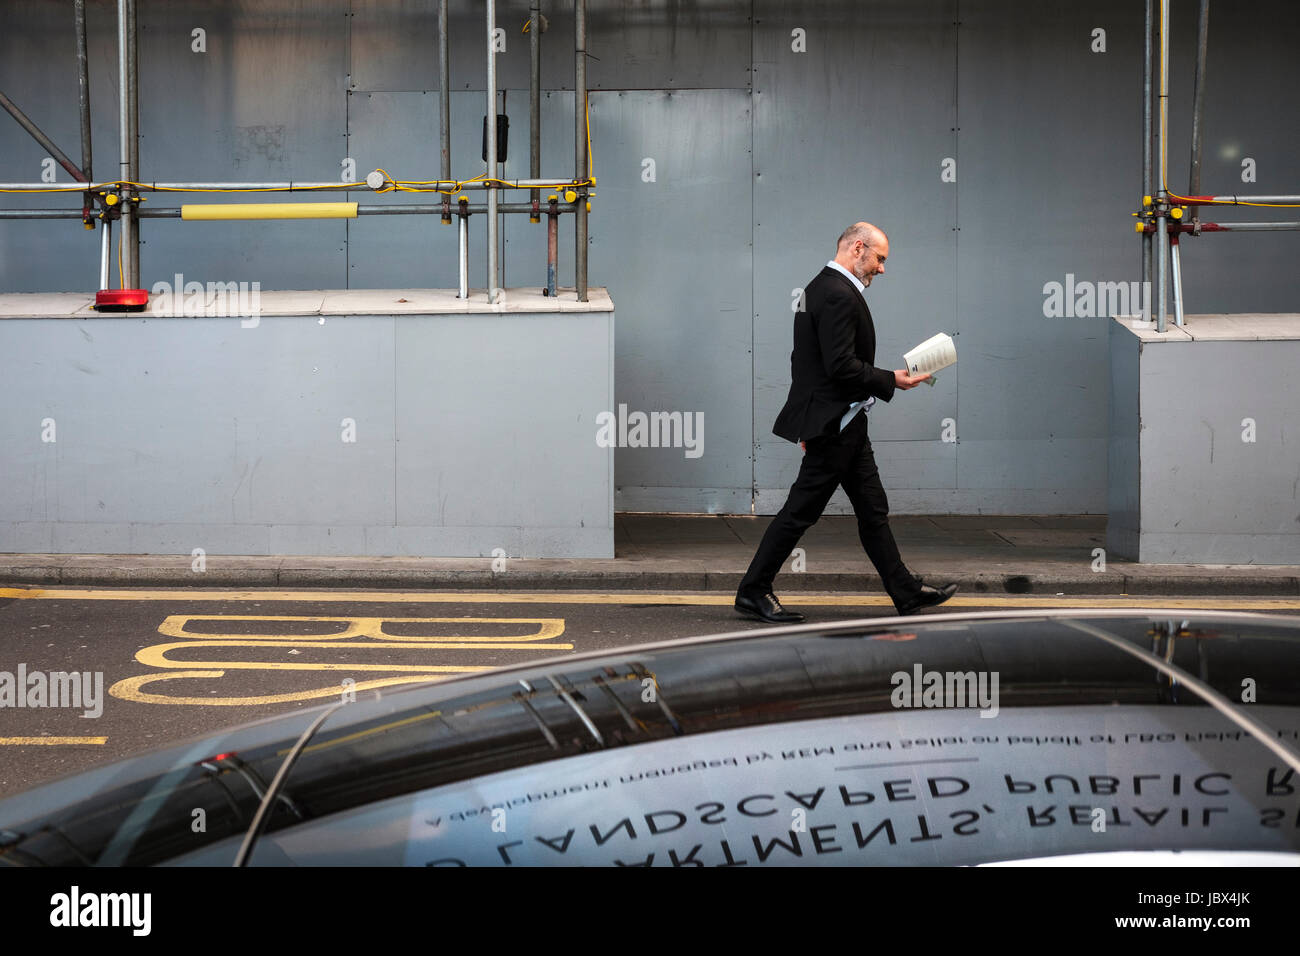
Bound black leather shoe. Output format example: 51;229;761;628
895;581;958;616
734;592;806;624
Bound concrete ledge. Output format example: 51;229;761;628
0;288;614;319
2;553;1296;595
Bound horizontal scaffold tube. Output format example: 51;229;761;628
1138;220;1300;234
0;177;585;192
1176;194;1300;205
0;202;579;220
181;202;357;220
1191;220;1300;231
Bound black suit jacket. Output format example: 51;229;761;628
772;266;897;443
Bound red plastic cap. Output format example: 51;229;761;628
94;289;150;312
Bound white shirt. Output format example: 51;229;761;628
825;260;875;431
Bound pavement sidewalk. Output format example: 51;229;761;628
1;515;1297;595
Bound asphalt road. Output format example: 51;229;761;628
2;585;1298;798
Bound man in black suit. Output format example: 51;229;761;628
735;222;958;623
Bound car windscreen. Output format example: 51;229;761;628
161;613;1300;866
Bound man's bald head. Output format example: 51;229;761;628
836;222;885;253
833;221;889;287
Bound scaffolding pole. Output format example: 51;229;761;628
1142;0;1153;311
75;0;94;224
0;91;88;183
485;0;500;303
1172;220;1300;232
1170;231;1185;327
458;198;470;299
530;1;541;224
0;204;581;220
99;216;112;290
1188;0;1209;227
575;0;588;302
0;178;578;191
438;0;450;224
128;0;139;284
1177;194;1300;205
1156;0;1169;332
116;0;137;289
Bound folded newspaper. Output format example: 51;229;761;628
903;332;957;387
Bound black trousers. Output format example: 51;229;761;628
738;410;922;610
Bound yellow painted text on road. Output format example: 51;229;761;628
110;614;570;707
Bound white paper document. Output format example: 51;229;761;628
903;332;957;385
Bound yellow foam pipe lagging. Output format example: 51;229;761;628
180;202;358;221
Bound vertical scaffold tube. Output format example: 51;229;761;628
439;0;450;184
1142;0;1153;310
1170;232;1185;327
438;0;451;227
458;200;470;300
127;0;140;285
575;0;588;302
530;1;541;223
99;217;112;291
116;0;134;289
486;0;500;303
1156;0;1169;332
1189;0;1210;226
547;198;558;297
75;0;93;222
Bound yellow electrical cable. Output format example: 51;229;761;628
1166;192;1300;208
586;93;594;180
4;116;598;201
2;172;596;195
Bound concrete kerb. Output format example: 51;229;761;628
0;562;1296;595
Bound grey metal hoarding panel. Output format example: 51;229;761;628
345;89;457;289
350;0;442;93
953;0;1133;514
583;0;753;90
585;89;753;514
751;0;958;515
360;0;752;95
133;0;350;290
0;308;614;558
392;312;613;557
1139;340;1300;564
0;315;397;554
